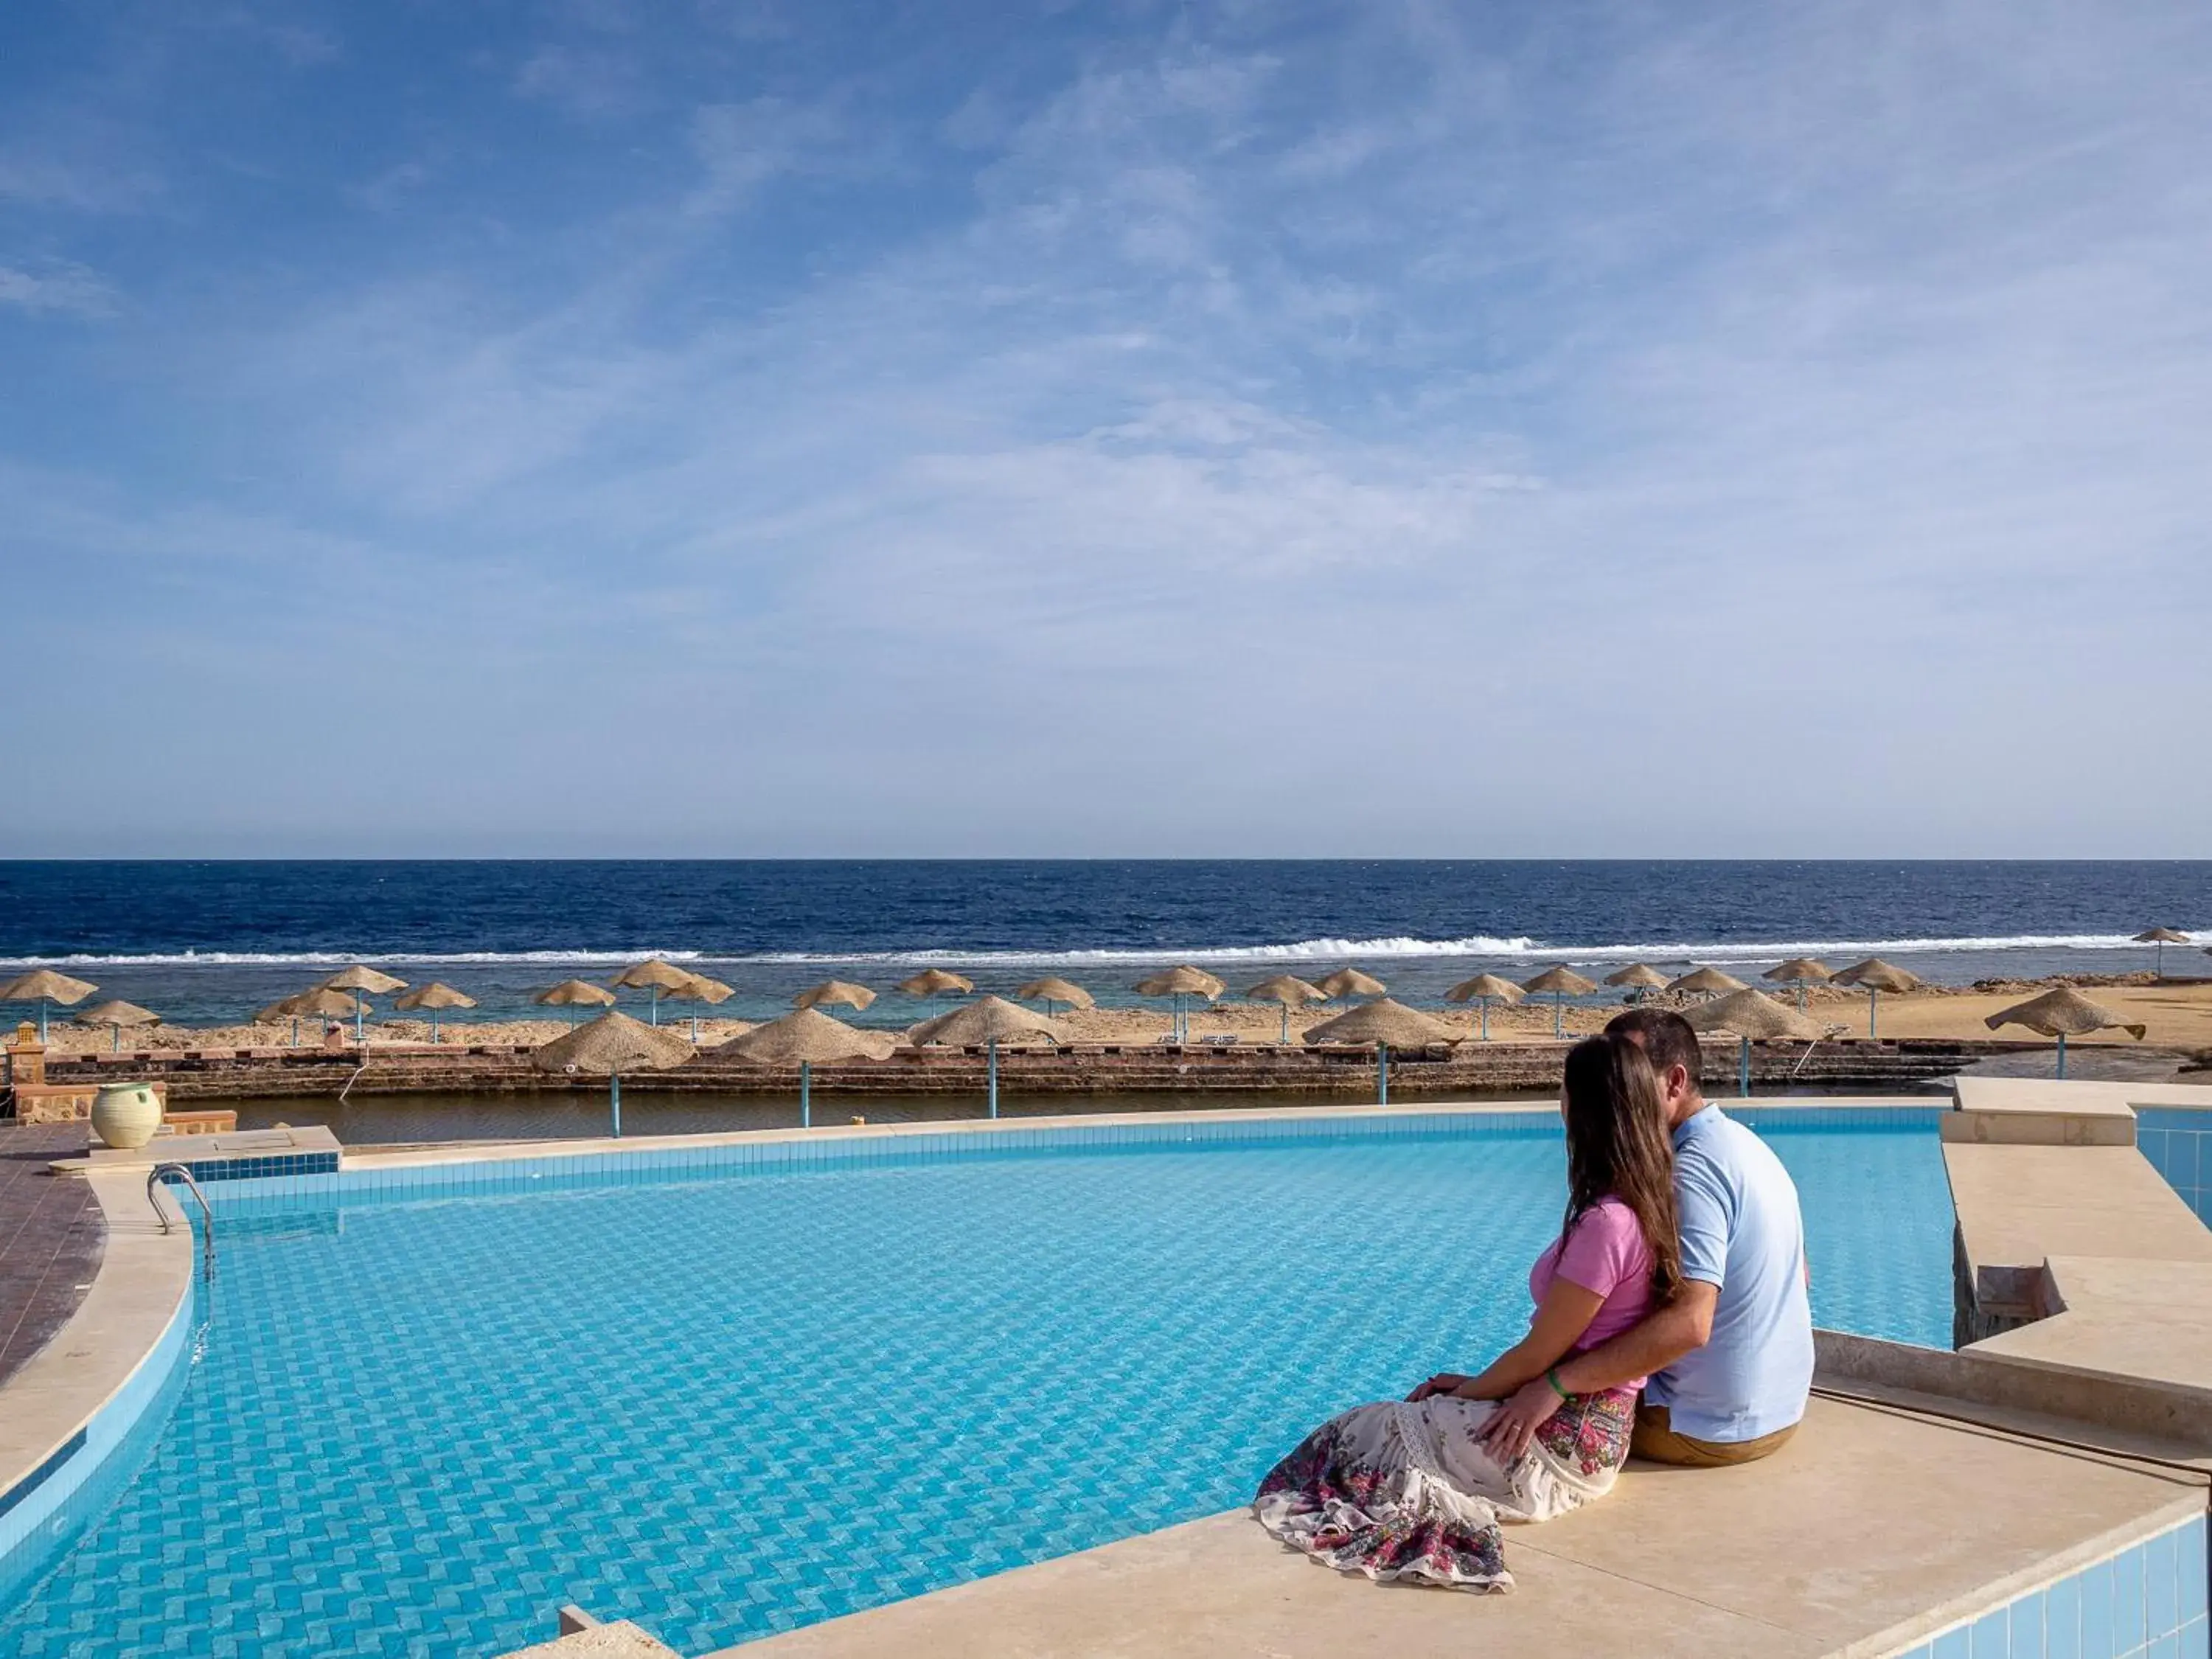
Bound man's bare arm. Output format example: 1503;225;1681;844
1552;1281;1717;1394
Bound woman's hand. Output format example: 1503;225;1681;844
1476;1375;1565;1462
1406;1372;1471;1402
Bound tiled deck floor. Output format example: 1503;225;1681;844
0;1121;100;1390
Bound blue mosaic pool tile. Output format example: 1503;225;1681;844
2011;1587;2048;1658
2183;1520;2208;1627
2082;1555;2117;1658
1938;1628;1972;1659
158;1150;340;1186
1973;1604;2017;1657
2050;1571;2082;1659
2137;1108;2212;1226
2120;1542;2152;1654
2152;1528;2183;1638
2173;1136;2200;1197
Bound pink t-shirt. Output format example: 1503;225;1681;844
1528;1196;1658;1390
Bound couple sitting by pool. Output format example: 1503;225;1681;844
1255;1007;1813;1592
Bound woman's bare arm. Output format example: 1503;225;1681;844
1473;1281;1719;1461
1409;1277;1605;1402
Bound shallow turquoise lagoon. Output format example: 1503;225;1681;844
0;1110;1952;1657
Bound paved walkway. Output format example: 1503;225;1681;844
0;1121;101;1390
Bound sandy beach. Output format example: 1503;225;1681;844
29;975;2212;1057
1057;978;2212;1051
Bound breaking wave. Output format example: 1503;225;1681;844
739;929;2205;967
0;949;709;969
15;931;2188;971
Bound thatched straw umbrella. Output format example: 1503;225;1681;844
1763;958;1834;1012
393;981;476;1043
713;1006;895;1127
324;965;406;995
75;999;160;1053
1133;966;1225;1043
909;995;1064;1048
1245;974;1326;1043
715;1006;896;1064
322;966;408;1044
1317;968;1387;1002
2135;928;2192;976
1604;964;1670;1004
1445;973;1526;1041
1667;967;1747;1001
1016;977;1095;1018
795;979;877;1015
266;987;369;1047
1301;998;1458;1105
0;970;99;1042
1985;988;2148;1079
611;959;697;1026
1521;967;1596;1040
665;974;737;1043
1831;959;1923;1039
1302;998;1459;1048
535;979;617;1025
910;995;1065;1118
532;1009;695;1137
1684;990;1825;1097
897;969;974;998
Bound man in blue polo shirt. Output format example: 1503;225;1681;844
1481;1006;1813;1466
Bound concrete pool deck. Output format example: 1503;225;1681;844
723;1391;2206;1658
8;1085;2212;1657
0;1121;102;1392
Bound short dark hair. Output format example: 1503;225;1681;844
1604;1006;1703;1088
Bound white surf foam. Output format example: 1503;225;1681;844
0;948;709;969
726;929;2209;968
4;931;2200;971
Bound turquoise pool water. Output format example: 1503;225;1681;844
0;1110;1953;1656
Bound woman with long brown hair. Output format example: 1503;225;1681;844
1253;1029;1681;1592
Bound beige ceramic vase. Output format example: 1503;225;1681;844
90;1081;163;1151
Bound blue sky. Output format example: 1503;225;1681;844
2;1;2208;858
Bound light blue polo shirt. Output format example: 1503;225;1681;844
1646;1105;1814;1442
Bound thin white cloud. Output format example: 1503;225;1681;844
685;96;852;216
352;159;431;215
0;151;157;212
0;259;117;318
514;42;651;119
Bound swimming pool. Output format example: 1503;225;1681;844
0;1108;1953;1656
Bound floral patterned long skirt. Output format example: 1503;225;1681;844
1252;1386;1638;1593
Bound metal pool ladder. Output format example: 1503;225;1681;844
147;1162;215;1279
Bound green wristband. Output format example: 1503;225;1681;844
1545;1367;1571;1400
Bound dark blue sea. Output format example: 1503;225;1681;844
0;860;2204;1027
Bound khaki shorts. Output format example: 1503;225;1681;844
1631;1403;1798;1468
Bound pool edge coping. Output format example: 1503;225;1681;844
329;1093;1944;1172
